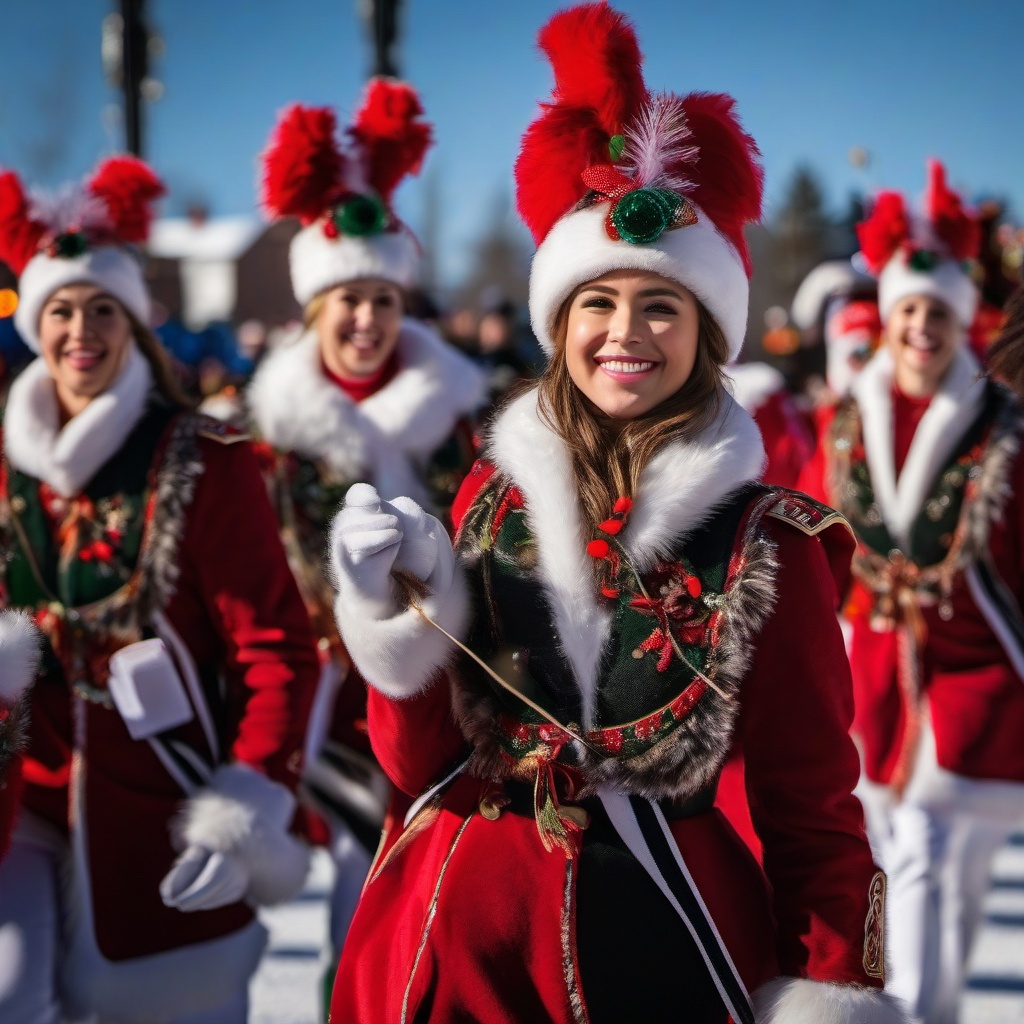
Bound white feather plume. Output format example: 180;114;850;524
623;93;698;194
28;184;112;238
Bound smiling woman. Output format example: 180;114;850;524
0;158;318;1024
323;5;906;1024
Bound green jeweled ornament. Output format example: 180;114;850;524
611;188;680;245
908;248;938;272
333;194;387;237
55;232;87;258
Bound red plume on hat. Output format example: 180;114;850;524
260;105;346;226
349;78;433;206
926;160;980;263
0;156;164;275
856;160;979;275
856;192;909;275
0;173;47;276
515;3;647;245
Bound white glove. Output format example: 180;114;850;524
160;844;250;912
330;484;454;618
329;484;467;699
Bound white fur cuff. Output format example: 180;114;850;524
0;610;41;704
335;565;470;700
752;977;911;1024
174;764;311;906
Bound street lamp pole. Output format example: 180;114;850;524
359;0;402;79
120;0;148;156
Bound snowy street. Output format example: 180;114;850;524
251;835;1024;1024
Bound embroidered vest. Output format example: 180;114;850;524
272;422;476;644
0;405;207;699
828;383;1020;626
453;479;846;806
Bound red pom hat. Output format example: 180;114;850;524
856;160;980;328
0;157;165;353
260;78;432;306
516;3;763;362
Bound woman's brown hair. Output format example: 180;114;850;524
126;312;193;410
535;286;730;534
987;287;1024;398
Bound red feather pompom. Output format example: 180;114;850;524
515;2;647;244
350;78;433;205
0;171;47;275
261;105;344;226
679;93;763;274
856;192;909;274
926;160;979;262
88;156;166;244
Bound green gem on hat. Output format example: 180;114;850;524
333;194;388;238
611;188;683;245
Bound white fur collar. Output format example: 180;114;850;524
4;347;153;497
486;388;765;728
248;318;485;505
852;345;985;549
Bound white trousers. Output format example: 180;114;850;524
858;733;1024;1024
0;832;250;1024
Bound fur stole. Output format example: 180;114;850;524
4;347;153;497
247;319;484;505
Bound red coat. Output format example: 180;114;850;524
10;413;318;961
801;387;1024;785
331;392;884;1023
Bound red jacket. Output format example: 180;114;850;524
12;416;318;960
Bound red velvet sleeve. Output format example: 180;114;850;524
367;682;466;798
739;520;882;987
174;437;319;789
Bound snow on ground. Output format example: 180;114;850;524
251;836;1024;1023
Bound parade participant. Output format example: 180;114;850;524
803;161;1024;1024
791;257;880;401
0;611;40;860
248;80;485;980
326;6;905;1022
0;158;318;1024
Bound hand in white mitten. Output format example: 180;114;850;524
389;496;456;598
160;845;250;912
330;483;405;618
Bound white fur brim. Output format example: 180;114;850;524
0;610;41;703
752;977;911;1024
334;566;470;700
174;764;311;906
791;259;870;331
878;254;977;327
15;246;151;353
290;221;420;305
529;201;749;362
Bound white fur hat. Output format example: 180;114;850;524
260;79;432;307
877;253;977;327
0;156;164;353
516;5;763;363
288;223;420;307
858;160;980;328
15;246;150;353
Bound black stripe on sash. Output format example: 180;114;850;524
975;559;1024;658
630;795;755;1024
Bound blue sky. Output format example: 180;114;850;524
1;0;1022;292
